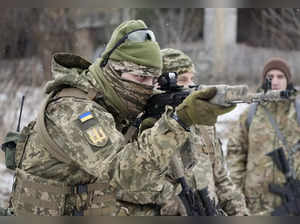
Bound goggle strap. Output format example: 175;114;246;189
100;28;150;68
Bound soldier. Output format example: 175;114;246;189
159;48;249;216
227;57;300;215
3;20;233;216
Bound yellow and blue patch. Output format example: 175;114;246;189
79;112;94;123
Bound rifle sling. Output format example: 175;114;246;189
261;105;289;151
261;105;296;179
296;95;300;126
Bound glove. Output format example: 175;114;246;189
176;87;236;126
139;117;158;133
160;195;187;216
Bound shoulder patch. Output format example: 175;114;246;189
84;126;108;147
79;112;94;123
77;112;109;148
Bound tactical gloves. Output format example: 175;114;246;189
176;87;236;127
139;117;158;133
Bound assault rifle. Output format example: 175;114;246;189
138;72;298;124
170;157;223;216
267;146;300;216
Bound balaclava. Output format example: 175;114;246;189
88;20;162;120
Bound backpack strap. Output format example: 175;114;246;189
35;88;98;164
295;95;300;126
246;103;258;130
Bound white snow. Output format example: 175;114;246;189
0;163;14;207
216;103;249;156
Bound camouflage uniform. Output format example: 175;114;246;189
227;57;300;215
227;100;300;215
161;48;248;216
9;20;190;216
7;20;235;216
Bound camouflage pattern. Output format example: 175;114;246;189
11;168;67;216
10;53;189;216
168;124;248;216
111;60;161;77
197;84;297;107
102;60;157;119
227;100;300;215
161;48;195;75
160;47;247;216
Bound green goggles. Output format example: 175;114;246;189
100;29;156;67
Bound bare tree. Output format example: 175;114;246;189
250;8;300;50
32;9;77;83
130;9;204;48
0;9;38;59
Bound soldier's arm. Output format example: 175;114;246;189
226;110;249;189
46;97;188;204
212;127;249;216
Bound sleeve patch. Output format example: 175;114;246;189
79;111;94;123
84;126;108;147
77;112;109;148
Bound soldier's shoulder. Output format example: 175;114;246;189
46;95;109;123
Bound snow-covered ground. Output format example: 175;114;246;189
0;90;249;207
216;103;249;156
0;164;14;207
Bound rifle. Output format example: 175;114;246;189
139;73;298;124
266;146;300;216
170;156;222;216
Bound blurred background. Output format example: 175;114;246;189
1;8;300;207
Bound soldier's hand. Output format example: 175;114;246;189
160;195;187;216
176;87;236;126
139;117;158;133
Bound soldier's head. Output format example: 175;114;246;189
93;20;162;119
161;48;195;88
262;57;293;91
100;20;161;86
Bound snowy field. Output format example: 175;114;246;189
0;89;249;207
216;103;249;156
0;164;14;207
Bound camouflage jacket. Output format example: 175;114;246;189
227;101;300;215
169;125;248;216
10;54;189;216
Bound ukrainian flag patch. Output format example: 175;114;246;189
79;112;94;123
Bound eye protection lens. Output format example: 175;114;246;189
100;29;157;67
127;30;156;42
